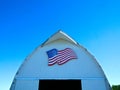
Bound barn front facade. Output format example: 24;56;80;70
10;31;111;90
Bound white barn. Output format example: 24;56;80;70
10;31;111;90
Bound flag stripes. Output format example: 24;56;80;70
47;48;77;66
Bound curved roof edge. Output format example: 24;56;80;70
14;30;107;78
14;30;106;77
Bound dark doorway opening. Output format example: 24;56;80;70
39;80;82;90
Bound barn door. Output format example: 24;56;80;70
39;80;82;90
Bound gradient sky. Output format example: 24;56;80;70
0;0;120;90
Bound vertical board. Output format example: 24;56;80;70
82;79;107;90
15;79;39;90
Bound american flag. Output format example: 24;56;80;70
46;48;77;66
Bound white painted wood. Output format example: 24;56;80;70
10;31;111;90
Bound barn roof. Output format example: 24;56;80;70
10;30;111;90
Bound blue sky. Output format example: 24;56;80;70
0;0;120;90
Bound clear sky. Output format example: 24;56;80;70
0;0;120;90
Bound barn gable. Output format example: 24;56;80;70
10;31;111;90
